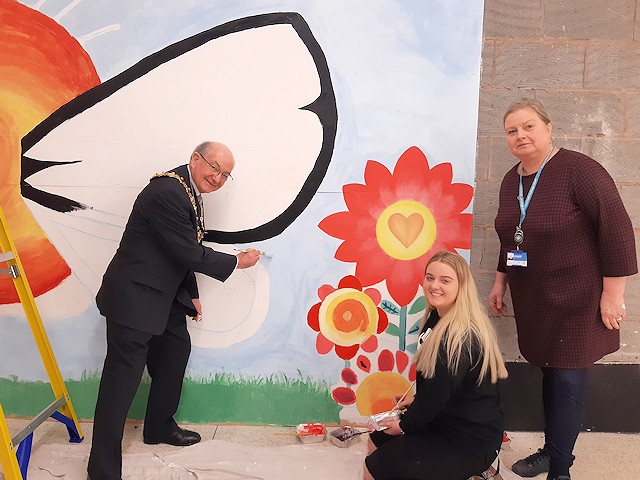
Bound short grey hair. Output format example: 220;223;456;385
503;98;552;126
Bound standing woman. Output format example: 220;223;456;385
365;251;508;480
489;98;637;480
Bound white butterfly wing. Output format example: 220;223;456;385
18;14;336;341
22;12;336;240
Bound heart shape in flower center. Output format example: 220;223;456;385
388;213;423;248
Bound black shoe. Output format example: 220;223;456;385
143;427;201;446
547;476;570;480
511;448;550;477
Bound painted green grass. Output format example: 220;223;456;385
0;371;341;425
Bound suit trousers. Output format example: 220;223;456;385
87;300;192;480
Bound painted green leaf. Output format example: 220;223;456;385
385;323;401;337
381;299;400;315
408;295;426;314
408;317;423;334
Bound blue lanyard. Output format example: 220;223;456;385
518;147;553;227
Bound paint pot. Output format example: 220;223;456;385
367;409;402;431
329;426;364;448
295;422;326;443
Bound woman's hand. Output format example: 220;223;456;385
489;272;508;315
393;394;414;410
379;419;403;436
600;277;627;330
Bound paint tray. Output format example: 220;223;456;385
295;422;326;443
329;426;363;448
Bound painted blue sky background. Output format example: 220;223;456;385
3;0;484;383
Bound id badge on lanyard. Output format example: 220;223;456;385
507;226;528;267
506;147;553;268
506;250;528;267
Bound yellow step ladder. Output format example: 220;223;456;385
0;207;83;480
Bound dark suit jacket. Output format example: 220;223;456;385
96;164;237;335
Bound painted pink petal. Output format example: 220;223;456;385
316;332;334;355
318;284;336;301
364;287;381;305
361;335;378;352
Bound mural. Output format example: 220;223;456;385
0;0;485;425
309;146;473;417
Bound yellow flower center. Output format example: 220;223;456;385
376;200;436;260
318;288;378;346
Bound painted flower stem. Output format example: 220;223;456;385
398;305;407;351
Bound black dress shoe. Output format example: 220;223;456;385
143;427;201;446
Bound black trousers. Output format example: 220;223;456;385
366;429;498;480
541;367;587;479
87;302;191;480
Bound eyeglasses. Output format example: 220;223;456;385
197;152;233;181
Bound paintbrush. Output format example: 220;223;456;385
392;381;416;411
234;248;273;257
273;431;327;437
330;427;367;440
273;432;314;436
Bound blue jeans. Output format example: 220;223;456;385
541;367;587;478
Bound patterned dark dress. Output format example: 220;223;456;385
494;148;637;368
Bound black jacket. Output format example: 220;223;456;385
400;311;504;455
96;164;237;334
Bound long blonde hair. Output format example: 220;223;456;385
413;251;508;384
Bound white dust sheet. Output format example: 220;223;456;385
23;439;368;479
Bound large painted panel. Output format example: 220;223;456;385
0;0;484;425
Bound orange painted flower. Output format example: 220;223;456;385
319;146;473;307
332;349;417;415
307;275;388;360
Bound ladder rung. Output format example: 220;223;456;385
0;251;15;262
0;206;84;475
0;264;20;278
12;397;67;446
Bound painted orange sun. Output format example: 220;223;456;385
0;1;100;303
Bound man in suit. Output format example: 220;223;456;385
87;141;260;480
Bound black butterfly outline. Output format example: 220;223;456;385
20;12;338;245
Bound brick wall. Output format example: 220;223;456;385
472;0;640;363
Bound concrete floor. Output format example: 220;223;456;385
1;418;639;479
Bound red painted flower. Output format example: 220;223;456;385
319;146;473;306
307;275;388;360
